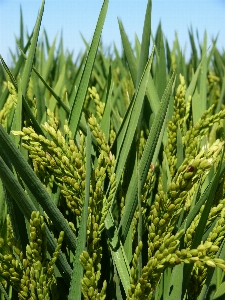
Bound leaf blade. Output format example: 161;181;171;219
68;0;109;138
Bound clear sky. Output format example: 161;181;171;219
0;0;224;65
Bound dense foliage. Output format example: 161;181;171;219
0;0;225;299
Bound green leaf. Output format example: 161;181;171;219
198;32;207;116
119;72;175;241
21;0;45;96
0;55;18;89
19;6;24;49
68;126;92;300
110;242;130;295
0;179;6;235
114;52;154;190
10;74;22;146
113;260;124;300
104;207;130;296
135;34;141;67
19;0;46;136
68;0;109;139
136;0;151;87
118;19;137;86
212;282;225;299
0;282;10;300
37;36;57;121
146;71;160;115
188;27;199;70
179;178;203;232
136;0;152;140
68;53;86;108
19;47;70;115
123;224;133;264
100;66;113;141
165;265;183;300
48;64;66;112
154;23;167;100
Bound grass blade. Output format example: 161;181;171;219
0;282;10;300
18;0;46;135
136;0;151;86
68;0;109;139
10;75;22;146
165;265;183;300
118;19;137;86
19;6;24;49
19;47;70;114
136;0;152;139
48;64;66;112
0;55;18;88
68;126;92;300
212;282;225;299
146;71;160;114
114;53;153;189
101;66;113;141
110;243;130;295
154;23;167;99
21;0;45;96
119;72;175;241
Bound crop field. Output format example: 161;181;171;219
0;0;225;299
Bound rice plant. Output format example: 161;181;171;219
0;0;225;299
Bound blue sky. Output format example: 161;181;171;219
0;0;224;65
